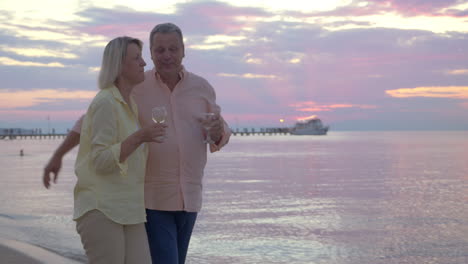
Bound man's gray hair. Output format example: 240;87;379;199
98;36;143;90
149;23;184;48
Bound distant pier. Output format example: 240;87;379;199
231;128;290;136
1;128;68;140
1;127;292;140
0;133;67;140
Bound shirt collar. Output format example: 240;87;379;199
109;85;125;104
109;85;138;115
154;65;186;81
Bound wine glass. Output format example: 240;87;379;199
152;106;167;124
201;112;215;144
152;106;167;141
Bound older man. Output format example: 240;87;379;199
43;23;231;264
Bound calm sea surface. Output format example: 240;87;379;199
0;131;467;264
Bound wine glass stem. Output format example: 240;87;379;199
205;128;213;143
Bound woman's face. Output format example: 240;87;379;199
120;43;146;85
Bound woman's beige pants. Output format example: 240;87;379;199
76;210;151;264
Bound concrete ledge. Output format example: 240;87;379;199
0;238;82;264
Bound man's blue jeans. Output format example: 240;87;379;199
145;209;198;264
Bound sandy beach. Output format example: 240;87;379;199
0;238;82;264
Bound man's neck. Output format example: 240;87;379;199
158;71;180;91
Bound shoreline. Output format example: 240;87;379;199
0;238;83;264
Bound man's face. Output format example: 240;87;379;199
150;32;184;76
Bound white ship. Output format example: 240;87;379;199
290;118;329;135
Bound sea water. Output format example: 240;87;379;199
0;131;467;263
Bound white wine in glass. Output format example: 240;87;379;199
152;106;167;124
201;112;215;144
152;106;167;141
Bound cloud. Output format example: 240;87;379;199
289;101;377;112
0;89;96;109
323;20;373;28
445;69;468;75
385;86;468;99
88;66;100;73
75;7;158;37
382;0;466;17
0;57;65;67
0;0;467;130
445;8;468;17
177;1;270;34
189;34;247;50
218;73;279;79
316;0;466;17
243;53;264;64
0;18;107;46
189;43;226;50
0;46;78;59
74;2;269;38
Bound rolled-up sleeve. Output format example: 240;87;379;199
71;115;85;133
89;98;128;176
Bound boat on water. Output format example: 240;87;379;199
290;118;329;135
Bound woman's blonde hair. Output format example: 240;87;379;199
98;36;143;89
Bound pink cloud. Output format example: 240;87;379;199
291;0;467;18
386;86;468;98
0;89;96;109
445;8;468;17
297;107;330;112
80;22;154;37
383;0;464;16
180;1;267;19
289;101;378;114
76;3;269;37
180;1;269;27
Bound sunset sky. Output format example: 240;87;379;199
1;0;467;132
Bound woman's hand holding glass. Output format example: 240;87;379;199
139;123;167;143
136;106;167;143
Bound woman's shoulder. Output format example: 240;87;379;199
89;89;115;110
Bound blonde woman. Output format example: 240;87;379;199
73;36;166;263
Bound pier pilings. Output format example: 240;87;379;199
1;127;292;140
0;134;67;140
231;128;290;136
